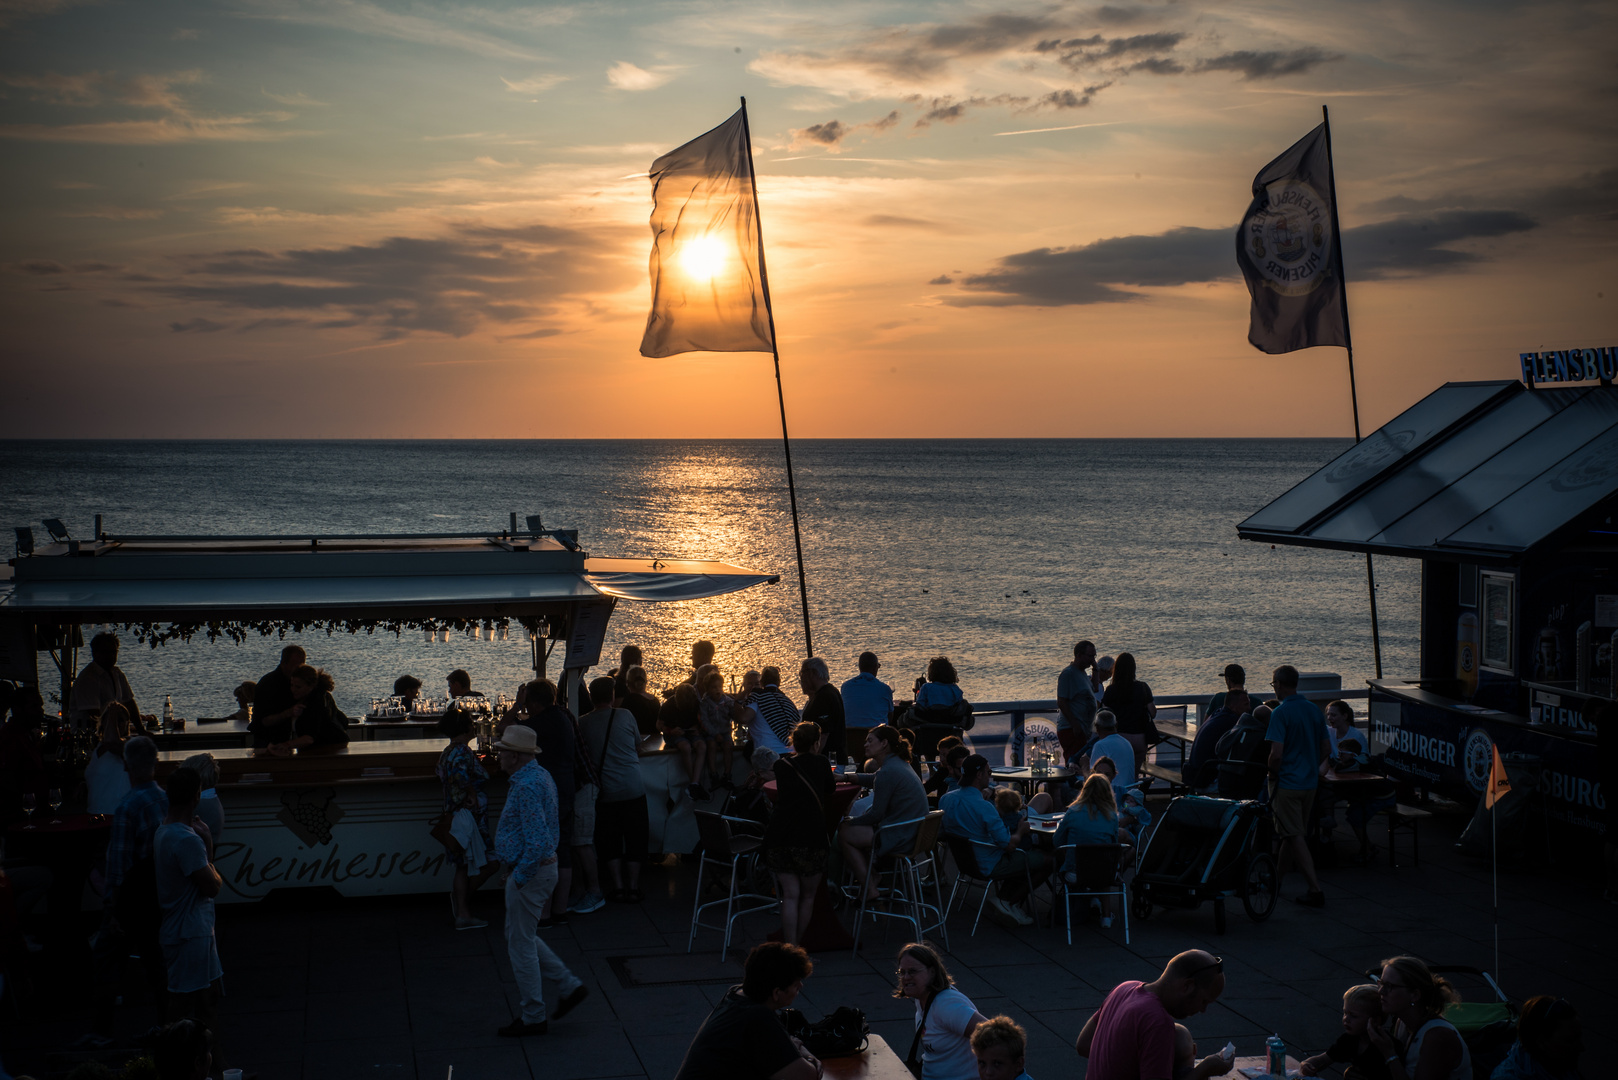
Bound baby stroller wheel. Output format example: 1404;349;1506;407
1242;852;1279;922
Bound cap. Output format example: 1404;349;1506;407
1222;663;1245;685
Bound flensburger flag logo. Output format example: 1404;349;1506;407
1235;122;1349;354
1245;180;1332;295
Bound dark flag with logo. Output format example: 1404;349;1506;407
1235;123;1349;354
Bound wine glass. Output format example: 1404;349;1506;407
48;788;62;821
20;793;36;825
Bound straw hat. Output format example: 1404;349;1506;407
493;725;541;754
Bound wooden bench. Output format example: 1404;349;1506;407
1139;762;1190;796
1379;802;1431;870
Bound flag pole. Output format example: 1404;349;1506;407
739;96;815;658
1492;798;1500;979
1323;104;1383;680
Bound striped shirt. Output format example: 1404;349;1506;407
747;686;800;750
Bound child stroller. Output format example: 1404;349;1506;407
1129;795;1278;933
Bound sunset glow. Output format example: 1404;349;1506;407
677;235;729;284
0;0;1613;438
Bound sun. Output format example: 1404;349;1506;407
678;235;727;281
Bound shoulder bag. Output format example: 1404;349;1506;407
905;993;934;1078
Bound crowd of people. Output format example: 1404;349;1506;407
673;941;1585;1080
0;633;1598;1079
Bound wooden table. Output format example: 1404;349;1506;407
823;1034;912;1079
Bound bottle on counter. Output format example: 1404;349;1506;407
162;694;174;734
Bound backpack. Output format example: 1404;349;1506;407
1216;723;1269;799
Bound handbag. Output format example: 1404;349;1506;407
780;1006;870;1059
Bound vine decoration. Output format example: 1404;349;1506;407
110;616;534;649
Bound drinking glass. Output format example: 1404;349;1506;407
48;788;62;815
20;793;35;822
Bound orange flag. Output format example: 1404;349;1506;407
1484;745;1512;809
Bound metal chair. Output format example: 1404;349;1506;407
688;810;778;959
942;834;1041;936
851;811;949;953
1053;843;1130;944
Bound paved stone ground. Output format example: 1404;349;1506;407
6;803;1615;1079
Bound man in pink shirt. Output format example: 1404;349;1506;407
1075;950;1232;1080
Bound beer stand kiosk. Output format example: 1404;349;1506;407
1239;363;1618;863
0;521;778;901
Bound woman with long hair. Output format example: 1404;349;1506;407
85;702;133;814
1053;773;1126;927
763;722;836;945
894;942;986;1079
1101;652;1157;763
915;656;964;710
1368;955;1471;1080
839;725;928;903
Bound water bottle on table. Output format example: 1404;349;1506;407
1265;1034;1286;1078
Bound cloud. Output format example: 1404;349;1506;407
790;110;902;150
17;260;68;274
500;73;568;94
0;70;296;143
172;27;200;41
169;317;227;332
238;0;544;62
261;87;326;106
945;211;1539;306
913;94;1029;127
60;205;163;219
867;215;941;229
146;221;634;339
928;274;954;284
0;70;106;105
797;119;847;146
0;0;93;30
606;62;673;91
1040;82;1111;108
1345;210;1537;277
1196;48;1343;80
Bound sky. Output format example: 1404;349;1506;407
2;0;1615;438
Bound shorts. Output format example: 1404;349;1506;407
765;845;828;877
1270;785;1315;838
1057;727;1087;761
664;730;692;749
573;783;598;847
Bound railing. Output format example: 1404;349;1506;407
968;687;1371;765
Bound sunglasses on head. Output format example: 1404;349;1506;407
1185;956;1223;979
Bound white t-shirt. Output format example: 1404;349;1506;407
914;986;981;1080
1088;733;1136;792
747;706;790;754
85;750;131;815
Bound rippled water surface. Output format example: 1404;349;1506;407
0;440;1417;717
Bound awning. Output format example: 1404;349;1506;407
1238;380;1618;561
582;557;780;602
0;573;598;622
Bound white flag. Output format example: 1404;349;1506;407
639;107;775;358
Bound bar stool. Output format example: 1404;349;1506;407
851;811;948;953
688;811;777;959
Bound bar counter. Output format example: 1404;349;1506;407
153;736;701;903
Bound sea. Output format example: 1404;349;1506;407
0;440;1417;721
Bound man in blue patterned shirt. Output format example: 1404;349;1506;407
493;725;588;1037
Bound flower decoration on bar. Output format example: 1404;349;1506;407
103;615;537;648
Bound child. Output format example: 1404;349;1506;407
993;786;1025;834
1299;985;1393;1080
1173;1023;1234;1080
970;1015;1034;1080
1118;782;1152;842
696;666;734;789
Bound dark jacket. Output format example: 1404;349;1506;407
763;754;836;851
1215;713;1270;798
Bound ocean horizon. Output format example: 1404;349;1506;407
1;438;1416;719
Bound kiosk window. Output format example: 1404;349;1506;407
1481;574;1513;670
